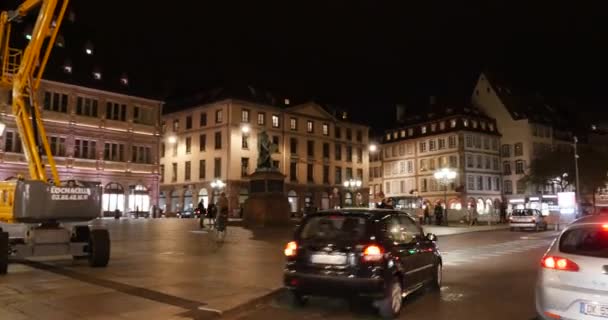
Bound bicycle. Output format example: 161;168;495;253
213;214;228;242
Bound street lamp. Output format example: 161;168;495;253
241;124;250;133
343;179;362;207
369;144;377;153
167;135;177;144
210;179;225;189
573;136;580;213
434;168;457;226
210;179;225;205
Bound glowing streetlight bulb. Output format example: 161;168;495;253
369;144;377;152
168;136;177;144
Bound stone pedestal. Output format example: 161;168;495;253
243;169;290;227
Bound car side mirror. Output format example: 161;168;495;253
426;233;437;242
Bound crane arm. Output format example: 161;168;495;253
1;0;69;186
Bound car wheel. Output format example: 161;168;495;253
377;276;402;319
287;290;308;307
430;262;442;291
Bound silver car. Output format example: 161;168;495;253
536;215;608;320
510;209;548;231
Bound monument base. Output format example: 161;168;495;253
243;169;290;227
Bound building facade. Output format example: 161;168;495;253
0;80;162;217
381;107;503;219
159;99;370;216
472;72;574;213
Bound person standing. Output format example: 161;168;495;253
423;205;431;225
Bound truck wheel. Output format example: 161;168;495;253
88;229;110;268
72;226;91;242
1;231;8;275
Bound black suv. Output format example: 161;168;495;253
283;209;442;319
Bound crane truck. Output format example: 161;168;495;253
0;0;110;274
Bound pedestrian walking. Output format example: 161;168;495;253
434;205;443;226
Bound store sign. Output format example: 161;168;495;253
50;187;91;201
558;192;576;214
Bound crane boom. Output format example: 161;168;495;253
1;0;70;185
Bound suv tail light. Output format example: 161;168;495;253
284;241;297;257
602;224;608;230
363;245;384;262
541;255;579;272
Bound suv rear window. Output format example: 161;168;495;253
512;209;535;216
299;215;367;242
559;226;608;258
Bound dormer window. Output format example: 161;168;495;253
439;121;445;130
400;130;406;138
393;131;398;139
284;98;290;105
472;120;478;128
63;65;72;74
386;133;391;141
408;128;414;136
481;121;486;129
431;123;436;132
120;74;128;86
489;123;495;131
450;119;457;128
93;71;102;80
463;119;469;127
421;126;427;134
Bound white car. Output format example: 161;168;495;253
536;215;608;320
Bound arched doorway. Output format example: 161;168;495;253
183;189;193;211
198;188;209;208
128;184;150;214
159;191;167;211
170;190;180;212
476;198;485;215
485;199;494;215
103;183;124;215
449;198;462;210
344;192;353;206
288;190;298;214
321;192;329;209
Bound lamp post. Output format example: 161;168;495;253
210;179;225;204
434;168;457;226
343;178;362;207
573;136;580;214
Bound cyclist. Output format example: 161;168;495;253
215;192;229;241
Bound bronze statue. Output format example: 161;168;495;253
257;130;277;169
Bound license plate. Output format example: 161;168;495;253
310;253;346;265
581;303;608;318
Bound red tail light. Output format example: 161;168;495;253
284;241;297;257
602;224;608;230
363;245;384;262
541;256;579;272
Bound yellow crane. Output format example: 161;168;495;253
0;0;109;274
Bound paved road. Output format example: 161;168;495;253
0;219;558;319
228;229;558;320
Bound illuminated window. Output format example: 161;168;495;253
272;115;280;128
93;71;101;80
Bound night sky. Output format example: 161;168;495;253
3;0;608;129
